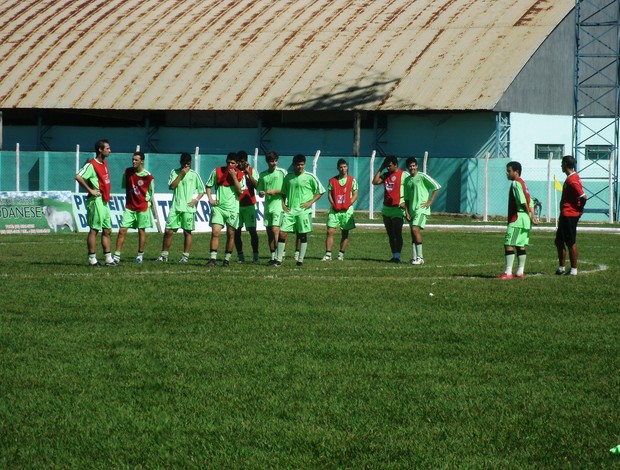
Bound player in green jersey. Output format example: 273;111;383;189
206;152;244;267
499;161;537;279
257;151;287;264
156;152;205;263
404;157;441;265
273;154;325;267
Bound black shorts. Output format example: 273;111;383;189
556;215;580;245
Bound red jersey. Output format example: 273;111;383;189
238;167;257;207
89;158;111;203
507;177;532;223
125;168;154;212
383;169;405;207
329;175;354;211
216;166;244;187
560;171;586;217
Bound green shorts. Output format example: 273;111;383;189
504;225;530;247
281;209;313;234
210;205;240;229
238;204;257;229
381;205;405;219
408;211;427;229
263;208;282;227
86;197;111;231
120;208;152;230
166;210;195;231
327;208;355;231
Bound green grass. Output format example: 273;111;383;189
1;225;619;468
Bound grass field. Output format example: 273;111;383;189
1;223;619;467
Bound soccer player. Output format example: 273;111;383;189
555;155;587;276
372;155;407;263
234;150;260;263
404;156;441;265
113;151;154;264
75;139;116;267
322;158;358;261
206;152;244;267
273;154;325;267
156;152;205;263
257;151;287;264
499;161;537;279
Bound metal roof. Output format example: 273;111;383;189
0;0;574;112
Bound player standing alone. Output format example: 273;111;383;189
499;161;537;279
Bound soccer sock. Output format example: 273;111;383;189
294;250;300;260
516;248;526;275
113;251;121;262
252;252;259;261
210;250;217;260
104;252;113;263
88;253;97;264
394;252;401;261
224;252;232;261
299;242;308;262
504;250;515;274
161;250;169;258
338;251;345;260
416;244;423;260
411;243;417;260
136;251;144;260
276;241;286;261
270;251;276;260
182;252;189;259
569;268;577;275
324;251;332;259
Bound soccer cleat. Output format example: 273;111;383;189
156;255;168;262
337;254;344;261
179;256;189;263
555;267;566;275
112;256;121;265
206;259;217;267
88;261;102;268
237;254;246;263
269;261;282;267
321;255;332;261
296;261;303;267
134;257;143;264
267;259;277;266
390;257;401;264
104;260;117;267
294;251;300;261
498;273;513;280
565;270;577;276
411;258;425;265
514;273;525;279
222;260;230;268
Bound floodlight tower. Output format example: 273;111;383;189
573;0;620;222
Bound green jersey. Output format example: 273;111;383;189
281;171;326;214
257;167;287;213
206;167;245;211
404;172;441;216
168;168;204;214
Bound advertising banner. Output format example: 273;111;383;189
0;191;76;234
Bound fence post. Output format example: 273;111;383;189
194;147;200;172
423;151;428;174
15;143;20;191
369;150;376;220
312;150;321;217
546;152;553;223
483;152;490;222
75;144;80;193
609;150;615;223
253;147;258;172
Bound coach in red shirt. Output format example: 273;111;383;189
555;155;587;276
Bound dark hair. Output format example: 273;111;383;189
133;151;145;161
562;155;576;170
94;139;109;154
506;161;522;175
382;155;398;168
292;154;306;164
337;158;348;167
226;152;238;162
405;157;418;167
265;151;279;161
180;152;192;165
236;150;248;161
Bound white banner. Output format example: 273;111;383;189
72;193;265;233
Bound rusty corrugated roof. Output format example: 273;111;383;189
0;0;574;111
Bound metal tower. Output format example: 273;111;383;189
573;0;620;221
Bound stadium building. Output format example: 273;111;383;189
0;0;617;219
